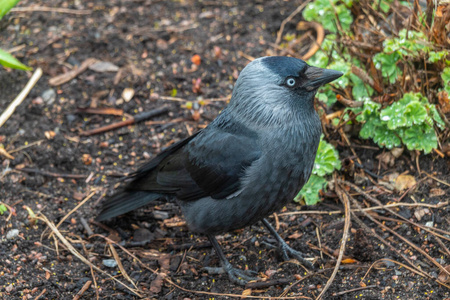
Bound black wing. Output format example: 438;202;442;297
126;119;261;201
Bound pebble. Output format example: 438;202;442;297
102;259;118;268
41;88;56;105
6;229;19;239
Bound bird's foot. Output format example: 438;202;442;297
278;240;314;269
204;263;258;285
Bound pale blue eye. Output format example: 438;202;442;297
286;78;296;87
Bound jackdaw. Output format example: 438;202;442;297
96;56;343;285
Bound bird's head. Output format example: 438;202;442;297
228;56;343;128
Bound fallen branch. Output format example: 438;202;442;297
79;106;169;136
0;68;43;128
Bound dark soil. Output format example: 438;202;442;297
1;0;449;299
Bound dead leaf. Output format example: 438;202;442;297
341;258;357;264
288;232;303;239
241;289;252;297
430;188;445;197
438;265;450;283
394;174;417;192
88;61;119;73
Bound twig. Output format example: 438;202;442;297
298;21;325;60
336;94;364;108
0;68;43;128
73;280;92;300
278;200;449;216
0;147;14;159
109;244;138;289
80;217;94;236
351;65;383;93
245;278;297;289
37;214;143;297
164;277;309;299
49;58;97;86
48;191;97;239
316;180;351;300
79;106;169;136
11;6;91;14
15;167;87;179
33;288;46;300
8;139;45;154
332;284;377;296
275;1;311;45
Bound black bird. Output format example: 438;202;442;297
96;56;343;285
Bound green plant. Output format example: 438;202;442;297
373;29;428;84
302;0;448;156
354;93;445;153
303;0;353;33
0;203;7;215
295;137;341;205
0;0;31;70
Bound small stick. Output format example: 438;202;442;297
11;6;91;15
73;280;92;300
245;278;296;289
351;65;383;93
298;21;325;60
75;107;124;116
336;94;364;108
80;217;94;236
332;285;377;296
0;147;14;159
16;167;87;179
275;0;311;45
49;58;97;86
79;106;169;136
316;180;351;299
0;68;43;128
33;288;47;300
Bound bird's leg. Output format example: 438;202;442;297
204;234;258;285
262;218;314;268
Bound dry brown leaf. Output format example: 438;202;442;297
149;273;166;294
430;188;446;197
341;258;357;264
241;288;252;297
394;174;417;192
438;265;450;283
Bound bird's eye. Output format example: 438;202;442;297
286;77;296;87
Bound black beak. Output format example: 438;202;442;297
304;66;343;91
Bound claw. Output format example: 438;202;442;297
204;263;258;285
262;218;315;269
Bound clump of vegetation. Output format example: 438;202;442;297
291;0;449;204
0;0;31;70
295;137;341;205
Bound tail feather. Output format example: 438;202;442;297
96;191;161;221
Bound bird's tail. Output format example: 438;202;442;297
95;191;161;221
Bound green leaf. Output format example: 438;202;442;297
0;48;31;70
294;175;328;205
0;0;21;20
372;125;402;149
303;0;353;33
0;203;7;215
401;124;437;154
312;139;341;177
380;97;427;129
317;85;338;105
